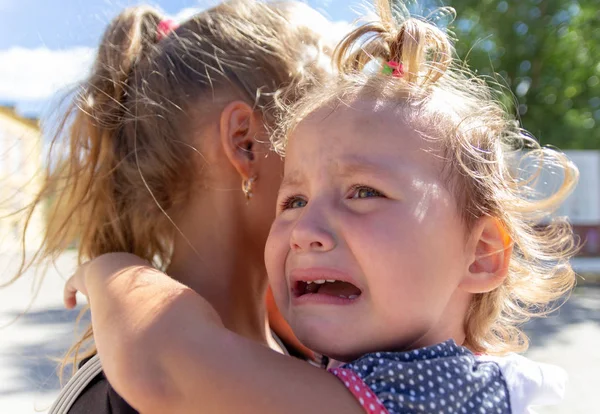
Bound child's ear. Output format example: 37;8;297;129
460;217;513;294
219;101;260;181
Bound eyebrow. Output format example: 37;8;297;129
333;156;395;179
279;172;304;193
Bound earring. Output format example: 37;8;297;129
242;176;257;200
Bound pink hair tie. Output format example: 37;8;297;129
156;19;179;42
382;61;404;78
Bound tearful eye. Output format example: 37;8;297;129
350;186;384;199
290;198;307;208
280;196;307;210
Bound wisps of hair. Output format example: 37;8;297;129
334;0;454;85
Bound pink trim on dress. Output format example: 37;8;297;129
329;367;390;414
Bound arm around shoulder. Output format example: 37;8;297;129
79;253;222;413
82;253;364;414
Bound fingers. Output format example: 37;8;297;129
63;262;90;309
64;276;79;309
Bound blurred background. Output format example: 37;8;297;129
0;0;598;413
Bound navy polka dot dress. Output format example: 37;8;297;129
329;340;512;414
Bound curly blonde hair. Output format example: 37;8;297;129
6;0;334;378
274;0;579;355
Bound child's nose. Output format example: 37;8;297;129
291;231;335;252
289;211;336;253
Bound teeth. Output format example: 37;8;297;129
337;294;359;300
306;281;313;285
314;280;326;284
326;279;336;283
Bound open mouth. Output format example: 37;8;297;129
293;279;362;299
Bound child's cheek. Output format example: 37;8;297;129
264;222;288;288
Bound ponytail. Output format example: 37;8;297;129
13;6;173;379
86;7;163;132
46;6;167;265
334;0;454;85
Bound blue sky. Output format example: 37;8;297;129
0;0;356;49
0;0;359;117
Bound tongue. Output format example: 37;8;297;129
316;281;361;297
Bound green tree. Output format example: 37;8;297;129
444;0;600;149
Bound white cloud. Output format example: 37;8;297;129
279;2;354;45
170;0;231;22
0;3;355;105
328;19;355;44
0;5;205;105
0;47;95;101
172;6;204;22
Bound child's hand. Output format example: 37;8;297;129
64;262;90;309
63;253;150;310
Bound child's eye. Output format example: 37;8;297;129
349;185;384;199
280;196;307;210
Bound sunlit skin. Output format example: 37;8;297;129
265;101;476;362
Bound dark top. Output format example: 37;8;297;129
67;334;311;414
68;357;138;414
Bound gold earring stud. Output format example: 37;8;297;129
242;176;256;200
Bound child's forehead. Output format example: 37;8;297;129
300;99;405;129
286;100;441;162
282;103;447;185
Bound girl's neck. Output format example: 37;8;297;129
167;230;269;346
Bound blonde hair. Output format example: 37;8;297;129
275;0;579;355
6;0;333;378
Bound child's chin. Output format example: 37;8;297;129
295;331;366;363
288;315;371;361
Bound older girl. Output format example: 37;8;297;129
7;1;337;412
